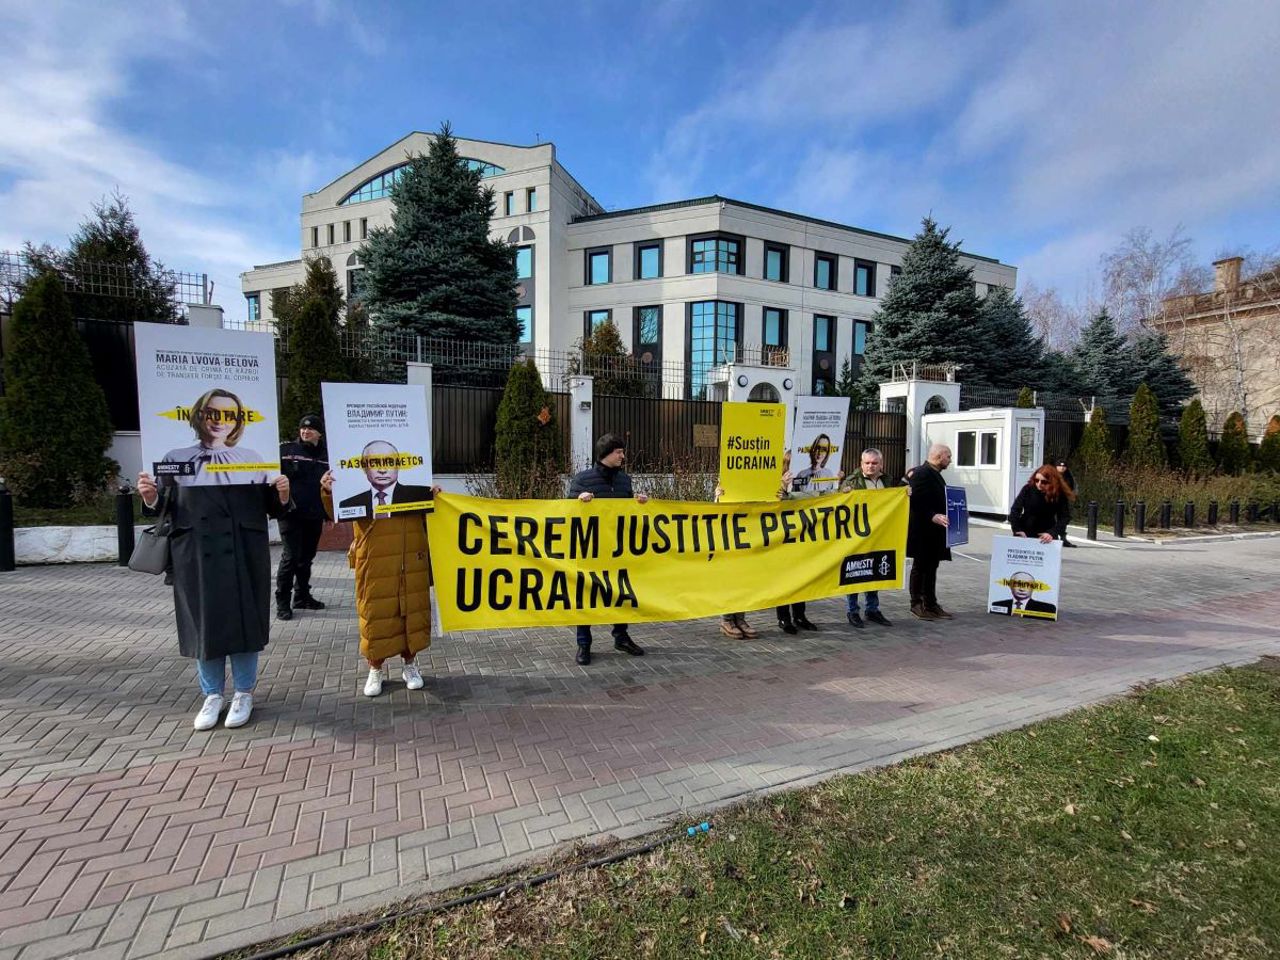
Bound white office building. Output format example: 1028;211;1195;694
241;134;1017;398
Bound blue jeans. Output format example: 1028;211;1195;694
576;625;629;647
195;652;259;696
846;591;880;614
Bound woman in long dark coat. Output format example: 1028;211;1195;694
138;471;291;731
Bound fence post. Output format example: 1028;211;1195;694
116;484;135;566
1229;500;1240;524
0;480;14;573
1207;500;1219;525
1087;501;1098;540
568;376;595;473
1134;500;1146;533
1183;501;1195;528
1246;501;1259;523
1159;499;1172;529
1113;500;1125;538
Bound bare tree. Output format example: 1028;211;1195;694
1101;225;1207;334
1020;280;1083;349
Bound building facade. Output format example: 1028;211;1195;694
1153;256;1280;439
241;135;1017;398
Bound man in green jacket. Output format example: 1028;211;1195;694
839;447;898;628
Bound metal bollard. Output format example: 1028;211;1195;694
1134;500;1146;533
1159;499;1172;529
1229;500;1240;524
116;485;135;567
1246;501;1259;523
0;480;14;573
1183;501;1195;528
1087;501;1098;540
1113;500;1126;538
1207;500;1219;525
1273;500;1280;524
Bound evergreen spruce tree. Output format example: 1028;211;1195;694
858;218;984;392
1038;349;1082;396
1176;398;1214;475
359;124;519;376
973;287;1044;389
24;193;180;323
0;273;115;506
1076;405;1114;475
1125;383;1166;468
1257;415;1280;473
493;358;563;498
1015;386;1035;408
277;257;349;438
1130;331;1196;419
1070;310;1137;411
835;357;863;404
1217;411;1251;475
577;321;649;397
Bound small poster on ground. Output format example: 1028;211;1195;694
133;325;279;485
988;534;1062;621
321;382;433;520
946;485;969;547
718;402;787;502
789;396;850;494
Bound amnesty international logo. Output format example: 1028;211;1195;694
839;550;896;586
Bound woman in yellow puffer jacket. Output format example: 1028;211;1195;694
321;471;440;697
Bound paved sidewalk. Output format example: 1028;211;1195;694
1;529;1277;959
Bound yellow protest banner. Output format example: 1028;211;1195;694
428;489;908;631
718;402;787;502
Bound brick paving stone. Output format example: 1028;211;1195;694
0;535;1278;958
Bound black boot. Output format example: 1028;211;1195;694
293;594;326;610
575;645;591;666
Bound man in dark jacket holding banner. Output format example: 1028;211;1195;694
568;434;649;665
907;443;954;621
276;414;330;620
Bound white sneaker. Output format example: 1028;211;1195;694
363;666;384;697
224;692;253;728
402;661;423;690
193;694;224;731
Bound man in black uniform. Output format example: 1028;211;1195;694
276;414;330;620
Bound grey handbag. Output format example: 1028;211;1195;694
128;492;173;575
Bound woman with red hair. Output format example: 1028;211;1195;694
1009;467;1076;544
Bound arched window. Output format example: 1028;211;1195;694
339;158;506;205
925;395;949;414
748;382;781;403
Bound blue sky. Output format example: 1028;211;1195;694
2;0;1278;322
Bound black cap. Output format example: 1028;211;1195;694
299;414;323;432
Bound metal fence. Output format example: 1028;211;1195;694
593;395;724;472
0;249;210;315
433;385;569;474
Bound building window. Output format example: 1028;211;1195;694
854;259;876;297
688;234;743;275
516;305;532;344
585;247;612;285
504;192;515;217
245;293;260;323
347;270;364;302
634;306;662;364
814;253;837;290
635;242;662;280
814;314;833;352
762;307;788;350
764;243;789;283
339;165;406;205
585;309;612;337
526;187;538;212
516;245;533;280
360;218;368;240
688;301;740;399
853;320;870;356
957;431;977;466
343;221;351;243
981;431;999;466
890;264;902;285
327;223;335;246
310;226;319;248
1019;425;1036;469
461;158;505;178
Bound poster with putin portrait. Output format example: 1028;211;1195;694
134;325;280;486
987;534;1062;621
322;382;433;520
789;396;850;494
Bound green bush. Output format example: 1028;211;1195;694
1125;383;1166;468
1177;399;1214;476
1075;406;1114;474
1072;463;1280;522
1218;411;1252;475
0;273;115;507
492;358;564;498
1015;386;1035;409
1258;415;1280;474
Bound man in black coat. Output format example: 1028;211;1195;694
276;414;331;620
568;434;649;666
906;443;955;621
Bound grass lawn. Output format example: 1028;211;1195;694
236;663;1280;959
